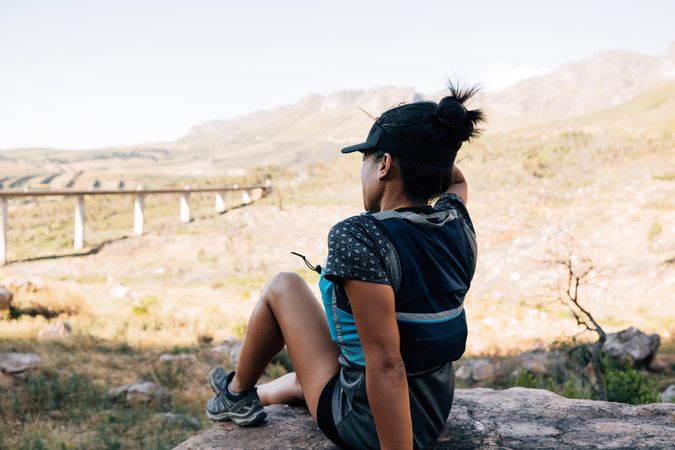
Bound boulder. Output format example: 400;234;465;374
661;385;675;403
0;352;41;374
0;352;41;385
158;412;202;430
603;327;660;366
174;387;675;450
159;353;197;363
455;358;502;382
37;321;72;341
514;350;565;374
110;284;133;300
108;381;170;405
0;285;12;318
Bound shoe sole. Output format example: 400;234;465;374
206;407;267;426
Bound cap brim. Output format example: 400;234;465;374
340;142;374;154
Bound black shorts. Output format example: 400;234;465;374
316;373;354;450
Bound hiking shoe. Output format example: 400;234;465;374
208;366;231;395
205;368;267;426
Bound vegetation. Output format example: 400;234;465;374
0;337;287;450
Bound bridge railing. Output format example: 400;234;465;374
0;181;273;265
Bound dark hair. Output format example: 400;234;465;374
367;82;485;204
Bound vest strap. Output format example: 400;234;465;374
364;209;458;228
396;305;464;323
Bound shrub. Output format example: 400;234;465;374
603;360;660;405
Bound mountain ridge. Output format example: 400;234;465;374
2;41;674;184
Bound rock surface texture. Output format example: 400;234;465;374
174;387;675;450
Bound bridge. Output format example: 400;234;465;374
0;181;273;265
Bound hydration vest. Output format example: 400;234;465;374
319;205;476;373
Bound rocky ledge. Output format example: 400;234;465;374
174;387;675;450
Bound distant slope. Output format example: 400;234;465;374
485;42;675;130
2;41;674;181
170;86;421;167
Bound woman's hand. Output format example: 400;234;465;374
342;279;413;450
447;165;468;204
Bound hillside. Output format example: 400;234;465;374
485;41;675;130
3;42;674;189
3;81;674;352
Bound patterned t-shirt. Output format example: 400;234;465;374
324;192;475;287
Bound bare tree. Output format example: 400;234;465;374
546;236;607;400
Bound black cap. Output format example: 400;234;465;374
341;122;457;169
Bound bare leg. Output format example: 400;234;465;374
257;372;304;406
229;272;340;420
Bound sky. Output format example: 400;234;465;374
1;0;673;150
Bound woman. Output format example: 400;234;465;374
206;83;483;450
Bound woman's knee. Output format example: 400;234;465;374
263;271;305;306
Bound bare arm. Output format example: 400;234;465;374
446;165;468;204
342;279;413;450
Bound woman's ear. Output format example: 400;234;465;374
377;153;395;180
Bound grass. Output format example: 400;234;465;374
0;336;286;450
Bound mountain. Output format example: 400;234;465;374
170;86;421;166
2;42;674;186
484;42;675;130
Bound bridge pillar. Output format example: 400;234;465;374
134;193;145;235
242;190;252;205
180;192;191;223
215;192;226;213
74;195;85;250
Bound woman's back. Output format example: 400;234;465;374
320;191;477;449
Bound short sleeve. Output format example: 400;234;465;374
434;192;475;234
324;216;391;286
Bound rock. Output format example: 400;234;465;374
108;381;170;404
158;412;201;430
37;321;72;341
0;352;41;385
0;285;12;318
455;358;502;382
107;384;130;400
174;387;675;450
454;364;472;381
515;351;557;374
159;353;197;362
603;327;660;366
110;284;132;300
661;385;675;403
0;352;41;373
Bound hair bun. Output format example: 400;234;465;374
434;98;467;125
433;83;485;142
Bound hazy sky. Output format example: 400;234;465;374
1;0;673;150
